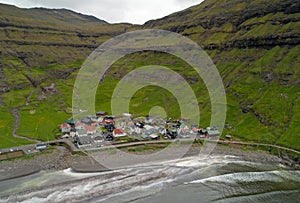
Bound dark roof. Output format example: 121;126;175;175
97;111;107;115
66;120;76;125
78;136;93;144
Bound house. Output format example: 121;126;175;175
105;133;114;141
78;135;93;146
158;126;167;135
77;129;88;137
191;127;203;134
207;129;220;136
66;119;76;126
94;136;103;143
61;134;70;139
85;124;97;135
145;116;156;125
70;131;76;137
167;128;178;139
102;116;115;131
134;121;144;128
129;125;142;135
141;133;149;140
144;125;154;131
149;134;159;140
104;122;115;132
144;126;157;135
102;116;115;123
89;116;99;123
116;122;127;130
81;117;92;125
75;122;85;130
225;135;232;139
179;128;190;138
122;113;132;117
60;123;71;133
96;111;108;117
113;129;127;138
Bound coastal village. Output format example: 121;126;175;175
0;111;222;159
59;111;221;149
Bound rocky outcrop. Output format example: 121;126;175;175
0;61;9;93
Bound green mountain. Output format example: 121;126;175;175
0;0;299;151
143;0;300;151
0;3;108;27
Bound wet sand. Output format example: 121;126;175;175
0;143;298;181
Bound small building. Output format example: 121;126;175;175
70;131;76;137
122;113;132;117
225;135;232;139
191;127;203;134
207;129;220;136
145;116;156;125
141;134;149;140
60;123;71;133
94;136;103;143
105;133;114;141
81;117;92;125
144;125;154;131
36;144;47;150
75;122;86;130
135;121;144;128
85;124;97;135
179;128;190;137
104;123;115;132
78;136;93;146
102;116;115;125
89;116;99;123
113;129;127;138
158;126;167;135
149;134;159;140
96;111;108;117
66;119;76;126
129;125;141;135
77;129;88;137
61;134;70;139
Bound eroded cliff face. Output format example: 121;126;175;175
144;0;300;49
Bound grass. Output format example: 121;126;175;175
1;45;300;151
0;107;34;148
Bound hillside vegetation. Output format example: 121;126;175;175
0;0;299;150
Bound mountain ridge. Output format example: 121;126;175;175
0;3;108;27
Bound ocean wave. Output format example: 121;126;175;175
187;170;300;184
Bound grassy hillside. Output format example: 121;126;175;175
0;0;299;150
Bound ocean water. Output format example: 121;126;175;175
0;155;299;203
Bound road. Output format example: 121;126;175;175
1;137;299;156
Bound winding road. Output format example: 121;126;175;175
11;90;42;143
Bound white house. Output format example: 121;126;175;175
113;129;127;138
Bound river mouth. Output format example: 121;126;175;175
0;154;299;203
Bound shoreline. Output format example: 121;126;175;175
0;143;299;182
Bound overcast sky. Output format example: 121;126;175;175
0;0;204;24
